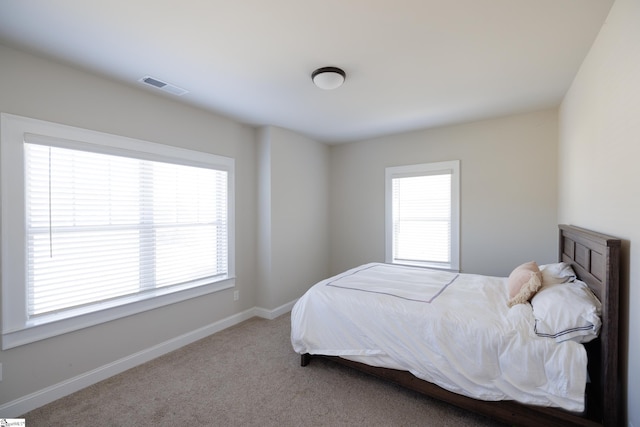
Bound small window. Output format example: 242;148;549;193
385;161;460;271
1;113;235;349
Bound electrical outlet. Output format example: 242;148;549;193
233;290;239;301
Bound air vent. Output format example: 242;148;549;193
139;75;189;96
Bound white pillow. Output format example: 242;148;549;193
539;262;577;286
530;280;601;343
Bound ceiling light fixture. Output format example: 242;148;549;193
311;66;346;90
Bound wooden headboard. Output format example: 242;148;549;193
558;225;621;426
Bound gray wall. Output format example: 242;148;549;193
257;126;330;308
0;42;256;406
559;0;638;424
329;109;559;277
0;43;330;409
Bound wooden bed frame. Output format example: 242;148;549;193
300;225;621;426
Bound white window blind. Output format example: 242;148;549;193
385;161;460;271
25;142;228;317
392;173;451;264
1;113;235;349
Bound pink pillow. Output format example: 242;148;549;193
507;261;542;307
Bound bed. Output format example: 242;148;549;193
291;225;620;426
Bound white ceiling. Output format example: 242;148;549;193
0;0;614;144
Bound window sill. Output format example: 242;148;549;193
2;276;235;350
391;260;460;273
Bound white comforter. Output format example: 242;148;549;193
291;263;587;412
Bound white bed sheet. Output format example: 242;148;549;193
291;263;587;412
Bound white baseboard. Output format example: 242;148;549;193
254;299;297;320
0;302;295;418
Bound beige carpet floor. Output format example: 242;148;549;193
23;313;505;426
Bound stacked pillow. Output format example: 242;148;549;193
507;261;542;308
507;261;602;343
539;262;576;285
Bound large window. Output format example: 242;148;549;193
1;113;235;349
385;161;459;271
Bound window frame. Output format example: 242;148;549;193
1;113;235;349
385;160;460;271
